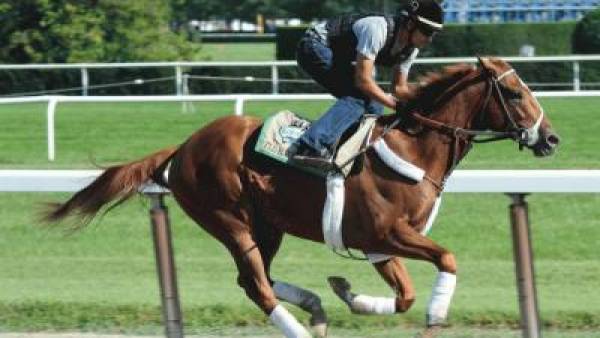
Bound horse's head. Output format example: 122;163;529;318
476;57;560;157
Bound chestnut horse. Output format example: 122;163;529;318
45;58;559;337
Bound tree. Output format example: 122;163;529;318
573;8;600;54
0;0;200;63
572;8;600;87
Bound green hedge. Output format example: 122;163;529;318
276;25;310;60
277;22;576;59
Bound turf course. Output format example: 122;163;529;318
0;97;599;336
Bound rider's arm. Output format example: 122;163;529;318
392;48;420;104
354;55;398;110
392;69;411;103
352;17;397;110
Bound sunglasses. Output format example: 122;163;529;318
417;25;440;37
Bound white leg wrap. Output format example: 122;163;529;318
426;272;457;326
350;295;396;315
269;304;312;338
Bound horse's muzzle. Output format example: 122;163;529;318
532;129;560;157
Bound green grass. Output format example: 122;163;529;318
198;42;275;61
0;97;599;334
1;97;599;169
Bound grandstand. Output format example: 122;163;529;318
442;0;600;23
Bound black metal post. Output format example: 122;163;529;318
149;193;184;338
508;193;541;338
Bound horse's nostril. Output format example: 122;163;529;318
546;134;560;147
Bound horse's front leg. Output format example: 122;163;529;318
383;220;457;329
328;256;415;315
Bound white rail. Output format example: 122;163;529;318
2;55;600;94
2;169;600;193
0;91;599;162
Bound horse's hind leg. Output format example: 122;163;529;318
328;257;415;315
173;195;311;338
223;228;312;338
256;222;328;337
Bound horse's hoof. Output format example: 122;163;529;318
327;276;353;305
416;325;443;338
311;322;328;338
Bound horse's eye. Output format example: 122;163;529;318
501;85;522;102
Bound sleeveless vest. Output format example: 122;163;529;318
325;13;415;67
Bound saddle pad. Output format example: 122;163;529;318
255;110;377;178
255;110;325;176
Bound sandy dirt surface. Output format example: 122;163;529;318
0;334;277;338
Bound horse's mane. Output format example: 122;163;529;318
411;63;478;112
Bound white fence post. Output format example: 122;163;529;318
182;74;195;114
235;96;245;116
175;66;183;96
47;98;57;161
271;64;279;94
573;61;581;92
81;68;89;96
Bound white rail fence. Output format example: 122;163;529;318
3;169;600;193
2;55;600;95
2;169;599;338
0;91;599;161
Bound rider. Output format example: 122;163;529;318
293;0;444;167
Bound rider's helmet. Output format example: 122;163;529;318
400;0;444;36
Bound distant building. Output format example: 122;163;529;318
442;0;600;23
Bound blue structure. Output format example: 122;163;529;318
442;0;600;23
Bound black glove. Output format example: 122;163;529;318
395;99;408;116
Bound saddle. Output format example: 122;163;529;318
255;110;377;177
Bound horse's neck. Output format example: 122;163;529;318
376;87;480;184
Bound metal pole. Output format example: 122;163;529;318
149;193;184;338
508;193;541;338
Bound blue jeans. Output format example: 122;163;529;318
296;36;384;156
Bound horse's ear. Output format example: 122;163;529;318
476;55;489;73
477;55;488;70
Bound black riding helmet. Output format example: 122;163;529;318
400;0;444;36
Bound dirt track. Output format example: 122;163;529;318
1;333;295;338
1;334;277;338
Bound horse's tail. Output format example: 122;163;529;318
43;146;177;230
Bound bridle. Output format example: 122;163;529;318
377;59;545;189
471;66;544;149
407;62;544;148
